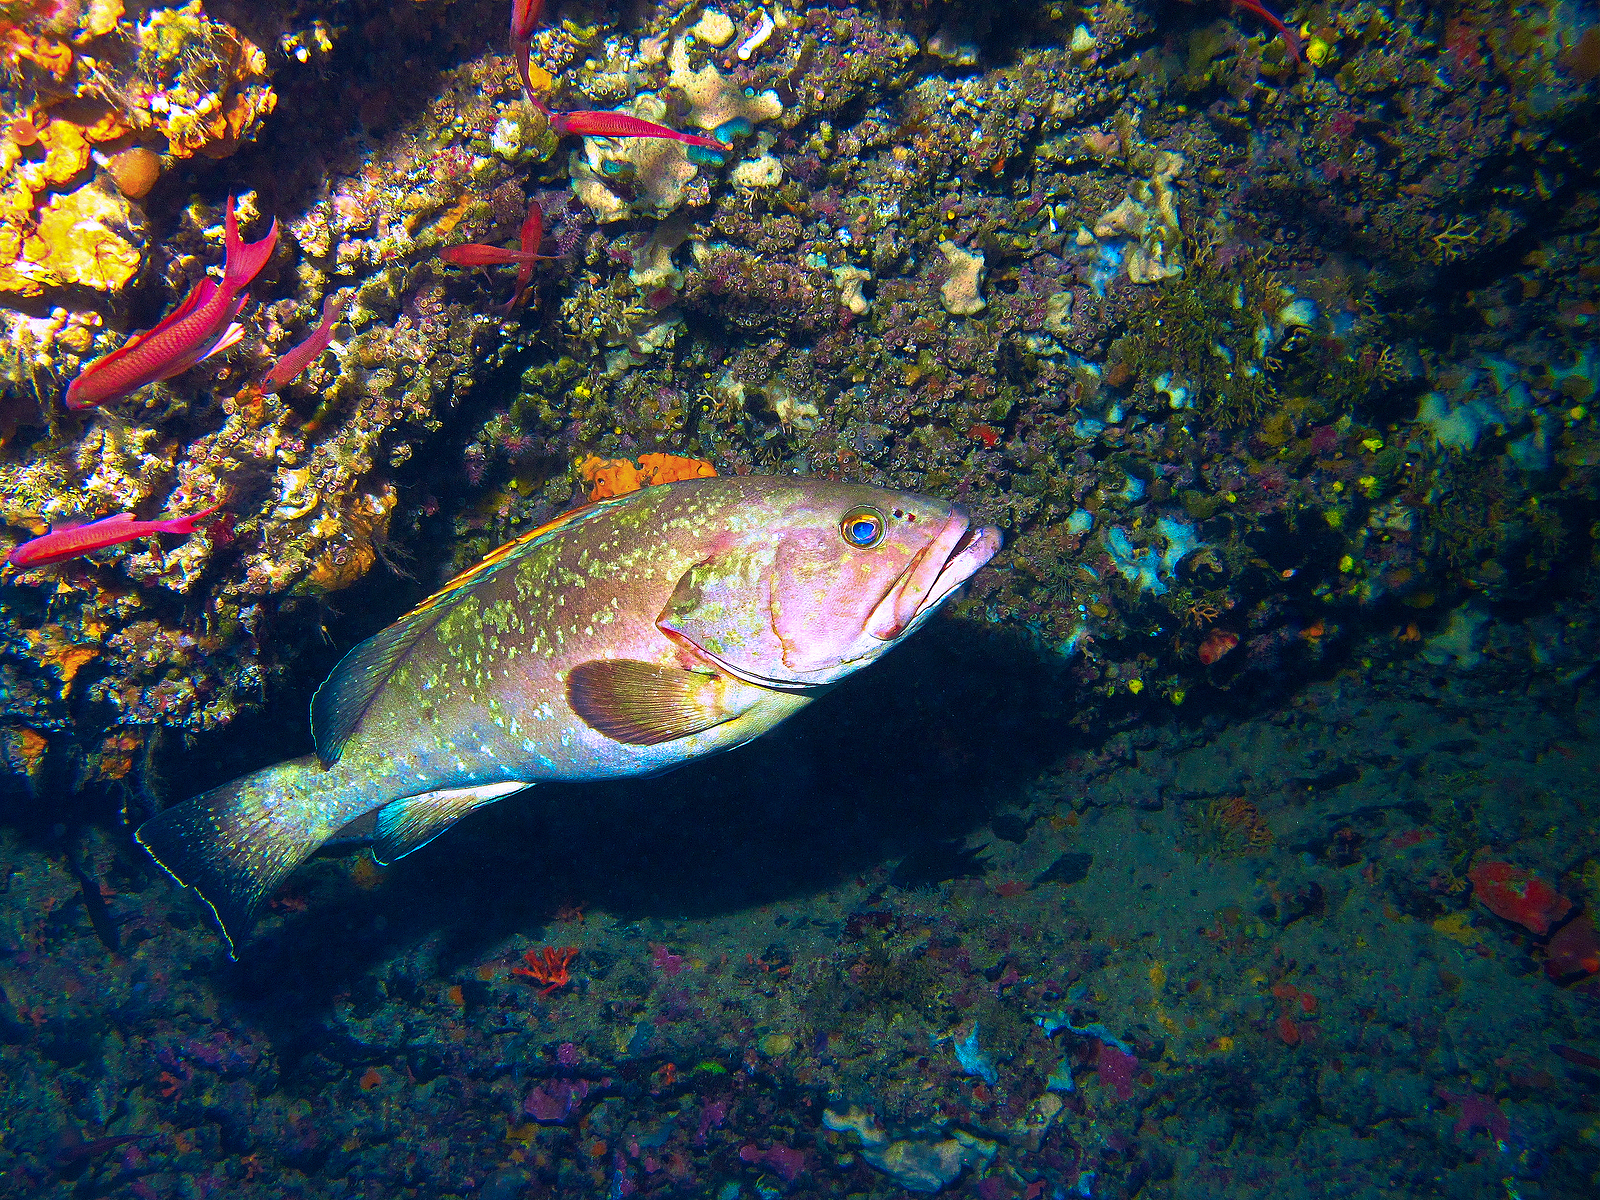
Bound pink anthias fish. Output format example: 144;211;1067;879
544;107;729;154
261;289;352;394
439;243;552;268
6;506;224;570
510;0;547;98
65;197;278;410
440;198;558;311
505;198;551;308
509;2;727;154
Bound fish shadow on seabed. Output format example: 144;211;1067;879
221;616;1082;1003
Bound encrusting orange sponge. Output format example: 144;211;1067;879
579;453;716;500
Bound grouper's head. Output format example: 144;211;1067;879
658;480;1001;688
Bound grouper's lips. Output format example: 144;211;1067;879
864;507;1002;641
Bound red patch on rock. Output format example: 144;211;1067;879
1198;628;1239;665
1435;1086;1509;1142
1095;1042;1137;1100
1545;912;1600;981
1468;861;1573;935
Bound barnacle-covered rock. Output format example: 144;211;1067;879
128;1;276;160
834;265;872;315
666;31;783;136
0;102;139;296
1088;150;1185;286
688;9;737;48
729;149;783;191
938;240;987;316
298;483;397;595
0;3;271;304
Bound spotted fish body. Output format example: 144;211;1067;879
136;476;1000;954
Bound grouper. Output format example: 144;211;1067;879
136;476;1001;954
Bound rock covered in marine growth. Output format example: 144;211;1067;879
822;1106;995;1193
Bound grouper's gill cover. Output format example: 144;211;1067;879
133;476;1001;957
659;488;991;686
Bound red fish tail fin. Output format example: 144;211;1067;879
158;503;225;536
516;39;537;102
1233;0;1302;61
194;321;247;365
222;196;279;291
1280;22;1304;62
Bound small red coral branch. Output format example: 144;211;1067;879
513;945;579;996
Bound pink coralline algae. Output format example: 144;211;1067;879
694;1098;729;1146
1307;425;1341;454
1435;1086;1510;1142
739;1142;807;1182
524;1078;589;1123
651;944;687;976
1096;1042;1138;1101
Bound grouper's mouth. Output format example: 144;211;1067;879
864;507;1002;642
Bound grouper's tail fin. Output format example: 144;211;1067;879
134;755;338;959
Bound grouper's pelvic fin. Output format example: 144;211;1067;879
371;781;532;866
134;754;342;959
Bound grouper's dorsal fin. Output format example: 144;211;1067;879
310;602;448;767
310;497;628;766
372;781;532;865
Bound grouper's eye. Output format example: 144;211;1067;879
840;506;886;548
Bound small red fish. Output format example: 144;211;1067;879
50;1132;159;1172
440;243;553;268
496;199;556;312
513;200;545;289
262;289;351;394
7;506;224;570
445;200;563;312
66;198;278;410
509;0;545;41
510;0;547;97
1551;1044;1600;1070
547;109;728;154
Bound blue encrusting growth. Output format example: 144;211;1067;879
1102;517;1203;596
939;1022;1000;1084
1417;347;1595;471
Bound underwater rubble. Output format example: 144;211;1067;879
2;617;1599;1198
0;0;1598;1196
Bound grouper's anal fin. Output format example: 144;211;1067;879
372;781;531;866
310;497;629;767
133;756;334;960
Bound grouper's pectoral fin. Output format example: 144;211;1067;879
566;659;754;745
372;781;532;866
